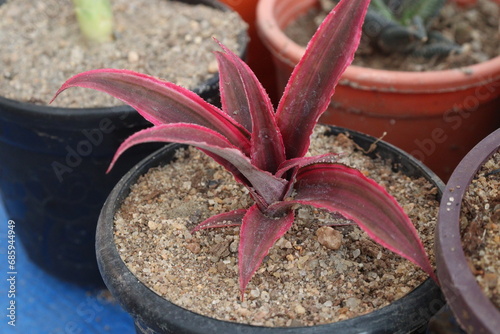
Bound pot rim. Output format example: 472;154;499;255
436;128;500;333
256;0;500;93
97;125;445;334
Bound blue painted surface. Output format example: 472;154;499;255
0;199;135;334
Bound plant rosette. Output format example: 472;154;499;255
436;128;500;334
256;0;500;182
96;126;445;333
52;0;443;330
0;0;248;285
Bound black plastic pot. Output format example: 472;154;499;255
435;128;500;334
0;0;247;286
0;100;163;285
96;125;445;334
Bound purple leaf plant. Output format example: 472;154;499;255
52;0;437;298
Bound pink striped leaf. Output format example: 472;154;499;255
275;153;340;178
215;42;286;173
238;205;295;298
109;123;288;206
191;209;246;232
275;153;341;200
287;163;437;282
51;69;251;154
276;0;371;160
215;52;252;132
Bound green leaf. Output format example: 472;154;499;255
72;0;114;43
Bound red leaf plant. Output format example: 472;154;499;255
52;0;437;298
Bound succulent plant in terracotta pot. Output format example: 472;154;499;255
256;0;500;182
360;0;462;56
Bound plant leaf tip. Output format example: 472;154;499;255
49;85;68;105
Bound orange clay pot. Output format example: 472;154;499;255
452;0;500;6
219;0;278;102
256;0;500;181
452;0;478;6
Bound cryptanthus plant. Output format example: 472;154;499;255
53;0;436;298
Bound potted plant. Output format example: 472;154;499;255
435;127;500;333
256;0;500;181
55;0;444;331
94;127;445;333
0;0;248;285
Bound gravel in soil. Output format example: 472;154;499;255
286;0;499;72
0;0;247;108
114;125;440;327
461;150;500;309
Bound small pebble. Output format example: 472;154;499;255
295;304;306;315
316;226;343;250
483;273;498;289
128;50;139;63
185;242;201;254
345;297;361;310
207;60;218;74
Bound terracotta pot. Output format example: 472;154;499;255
256;0;500;181
97;126;445;334
453;0;500;6
452;0;479;6
219;0;279;103
435;128;500;333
